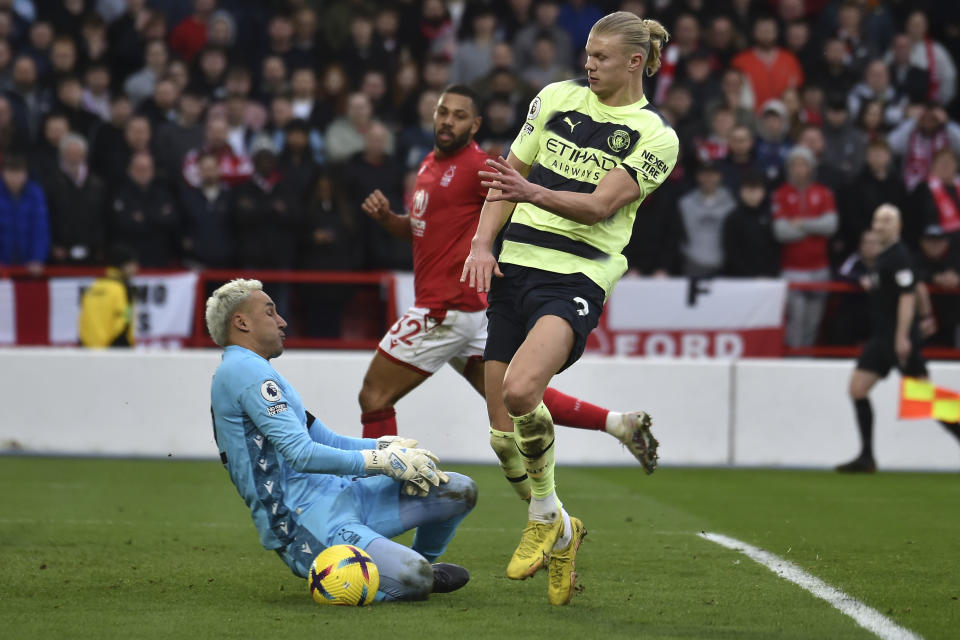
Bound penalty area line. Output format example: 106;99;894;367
698;531;923;640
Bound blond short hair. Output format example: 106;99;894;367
205;278;263;347
589;12;670;76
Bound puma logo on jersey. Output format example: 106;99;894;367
563;116;581;133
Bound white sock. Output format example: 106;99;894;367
605;411;625;439
528;491;561;523
552;509;573;551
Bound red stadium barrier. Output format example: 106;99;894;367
2;266;959;358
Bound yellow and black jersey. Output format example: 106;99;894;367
502;78;679;296
78;269;134;348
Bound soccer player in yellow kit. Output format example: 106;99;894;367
461;12;678;605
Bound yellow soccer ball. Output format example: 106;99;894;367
307;545;379;606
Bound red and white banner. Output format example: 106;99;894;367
1;272;198;346
588;278;787;357
393;275;787;358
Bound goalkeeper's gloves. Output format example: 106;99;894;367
361;443;449;497
376;435;419;450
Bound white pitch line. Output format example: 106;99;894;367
699;531;923;640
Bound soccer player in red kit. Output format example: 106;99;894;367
359;85;658;501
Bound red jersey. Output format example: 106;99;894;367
772;182;837;271
409;141;489;311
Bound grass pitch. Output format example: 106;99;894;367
1;458;956;639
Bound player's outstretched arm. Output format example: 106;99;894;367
362;188;413;241
479;157;642;225
461;152;524;293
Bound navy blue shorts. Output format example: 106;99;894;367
484;263;605;373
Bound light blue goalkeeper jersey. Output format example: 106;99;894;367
210;345;376;551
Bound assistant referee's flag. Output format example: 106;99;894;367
899;377;960;423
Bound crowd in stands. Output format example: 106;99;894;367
1;0;960;345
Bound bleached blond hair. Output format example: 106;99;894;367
205;278;263;347
590;12;670;76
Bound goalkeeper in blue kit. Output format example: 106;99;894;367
207;279;473;601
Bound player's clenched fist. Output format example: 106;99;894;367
361;189;392;222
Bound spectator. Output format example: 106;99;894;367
706;14;741;69
342;121;409;270
78;244;138;348
179;151;233;268
414;0;455;62
231;135;300;324
677;160;736;277
123;39;168;108
707;67;755;127
820;98;867;189
816;37;858;100
222;92;255;157
904;10;956;107
827;228;882;346
290;6;322;70
0;40;14;94
81;62;111;122
694;105;735;165
914;149;960;239
205;10;237;58
754;99;792;186
167;0;214;63
773;145;839;348
0;93;28;153
6;54;51;140
783;19;817;77
832;0;879;79
387;60;423;130
89;93;130;179
109;151;180;268
855;99;888;142
914;223;960;347
847;59;905;130
191;46;227;100
29;111;69;180
476;97;519;160
325;92;391;165
299;172;362;337
256;55;288;105
888;102;960;192
719;124;760;193
513;0;573;68
450;6;500;87
135;75;179;130
520;32;574;92
154;84;206;187
838;138;908;259
337;13;394;75
731;14;804;114
722;171;779;277
277;118;320;207
556;0;604;60
653;13;700;105
885;33;929;106
45;132;107;266
682;48;723;122
262;13;309;72
48;35;79;81
182;114;252;188
106;0;151;82
397;89;439;171
0;153;48;272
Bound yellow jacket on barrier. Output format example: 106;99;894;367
78;268;134;348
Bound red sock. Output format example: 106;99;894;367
361;407;397;438
543;387;609;431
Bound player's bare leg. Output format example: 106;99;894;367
358;351;430;438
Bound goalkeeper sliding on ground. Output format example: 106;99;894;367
206;279;474;600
